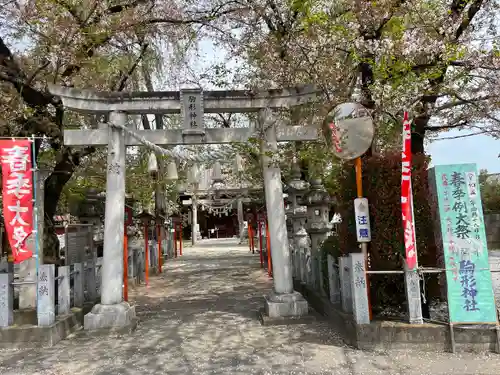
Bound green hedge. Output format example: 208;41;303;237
328;151;440;313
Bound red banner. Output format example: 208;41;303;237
401;112;417;270
329;122;343;154
0;140;34;263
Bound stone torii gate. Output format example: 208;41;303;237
49;84;321;330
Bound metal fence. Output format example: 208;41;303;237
0;225;175;328
0;257;103;327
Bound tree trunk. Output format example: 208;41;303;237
42;147;94;264
412;114;429;155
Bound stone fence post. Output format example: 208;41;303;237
284;195;295;278
57;265;70;315
73;263;84;308
0;272;14;327
327;255;341;304
150;240;157;274
137;248;144;284
37;264;55;326
133;248;140;284
339;256;352;313
86;259;97;303
128;249;135;281
349;253;370;324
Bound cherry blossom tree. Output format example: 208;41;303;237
202;0;500;154
0;0;243;262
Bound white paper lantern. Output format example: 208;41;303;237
147;153;158;174
166;161;178;181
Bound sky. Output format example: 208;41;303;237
427;131;500;173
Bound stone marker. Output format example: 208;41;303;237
86;259;97;302
0;272;14;327
74;263;84;308
58;265;70;315
128;249;135;280
38;264;55;326
340;256;352;313
328;255;340;304
404;263;424;324
19;235;36;309
349;253;370;324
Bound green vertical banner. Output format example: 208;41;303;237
430;164;497;323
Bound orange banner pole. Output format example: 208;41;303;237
266;219;272;278
157;224;162;273
144;223;149;287
123;229;128;301
355;157;372;320
355;157;363;197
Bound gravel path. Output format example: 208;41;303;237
1;238;499;375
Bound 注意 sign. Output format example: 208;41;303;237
354;198;371;242
430;164;497;323
0;140;34;263
401;112;417;270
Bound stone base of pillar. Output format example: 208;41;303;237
258;291;314;326
265;290;309;318
83;302;137;332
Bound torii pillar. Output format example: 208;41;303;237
259;110;308;322
88;110;135;330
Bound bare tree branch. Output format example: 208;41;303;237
0;36;61;109
434;95;496;112
115;43;149;91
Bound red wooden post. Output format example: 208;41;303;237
144;223;149;286
157;224;162;273
258;217;264;268
174;223;178;258
123;229;128;301
179;223;183;256
248;224;253;252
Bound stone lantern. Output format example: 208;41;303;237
302;178;332;294
211;161;225;199
287;161;310;285
188;164;201;245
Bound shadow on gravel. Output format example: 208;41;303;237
0;241;347;375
